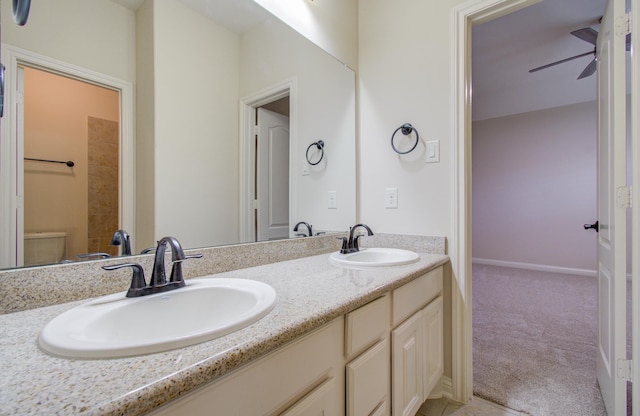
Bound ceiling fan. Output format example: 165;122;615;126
529;24;631;79
529;27;598;79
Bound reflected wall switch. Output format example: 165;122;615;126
385;188;398;209
425;140;440;163
328;191;337;209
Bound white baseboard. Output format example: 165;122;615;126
472;258;597;277
441;376;453;399
428;375;454;400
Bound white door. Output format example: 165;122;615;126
596;0;628;413
256;108;290;241
632;1;640;414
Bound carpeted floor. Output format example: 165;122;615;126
472;264;608;416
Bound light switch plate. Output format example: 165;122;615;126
425;140;440;163
385;188;398;209
328;191;337;209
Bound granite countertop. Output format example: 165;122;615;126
0;251;448;416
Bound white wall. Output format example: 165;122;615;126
135;0;156;251
253;0;358;70
359;0;457;238
240;18;356;235
152;0;241;249
472;101;598;272
1;0;135;82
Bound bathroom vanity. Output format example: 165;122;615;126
150;266;443;416
0;235;448;415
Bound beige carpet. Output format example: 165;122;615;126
472;264;608;416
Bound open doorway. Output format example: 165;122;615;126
451;0;635;412
21;66;120;265
239;79;297;244
0;45;134;269
255;97;290;241
468;0;631;414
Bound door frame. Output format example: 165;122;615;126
452;0;639;406
450;0;546;402
0;44;135;267
632;0;639;413
239;78;298;243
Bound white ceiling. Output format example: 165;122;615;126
471;0;607;121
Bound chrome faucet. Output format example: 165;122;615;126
110;229;132;255
339;224;374;254
293;221;313;237
102;236;202;298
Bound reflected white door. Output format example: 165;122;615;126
256;108;290;241
632;1;640;414
596;0;628;413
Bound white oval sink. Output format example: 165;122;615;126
39;278;277;359
330;248;420;267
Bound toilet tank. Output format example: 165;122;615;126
24;232;67;266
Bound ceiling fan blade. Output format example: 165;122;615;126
571;27;598;45
577;58;597;79
529;51;594;73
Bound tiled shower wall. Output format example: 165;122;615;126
87;116;119;256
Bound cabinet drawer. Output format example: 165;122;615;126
345;295;389;359
392;267;442;326
281;377;341;416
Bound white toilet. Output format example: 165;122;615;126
24;232;67;266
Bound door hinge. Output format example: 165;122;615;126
252;199;258;210
617;358;633;382
616;186;631;208
253;125;259;136
616;12;631;36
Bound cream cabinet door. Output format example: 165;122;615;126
423;296;443;398
346;339;390;416
391;310;424;416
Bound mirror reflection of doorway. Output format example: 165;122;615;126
255;97;290;241
20;66;120;266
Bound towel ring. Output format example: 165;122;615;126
391;123;419;154
306;140;325;165
12;0;31;26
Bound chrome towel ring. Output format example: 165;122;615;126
306;140;325;165
391;123;419;154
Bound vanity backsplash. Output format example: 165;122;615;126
0;233;445;314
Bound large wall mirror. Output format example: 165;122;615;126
0;0;356;270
